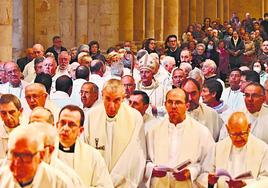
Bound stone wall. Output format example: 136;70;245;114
6;0;268;61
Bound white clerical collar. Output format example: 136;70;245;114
106;115;117;122
168;121;184;129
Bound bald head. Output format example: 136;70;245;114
33;44;45;58
227;112;250;148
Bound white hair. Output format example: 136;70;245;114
28;122;57;146
8;126;44;151
188;68;205;85
111;61;124;77
179;63;192;75
203;59;217;72
161;56;175;66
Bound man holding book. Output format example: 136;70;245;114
145;88;214;187
197;112;268;187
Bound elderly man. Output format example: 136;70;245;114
192;43;206;68
220;83;268;142
83;79;146;187
29;107;54;125
28;123;86;187
16;48;34;72
55;105;113;187
23;44;45;82
80;82;99;112
0;62;28;98
182;78;223;141
198;112;268;188
221;68;245;111
137;53;166;117
0;94;26;159
0;125;73;188
121;75;136;102
202;59;225;88
180;49;193;65
129;90;160;134
145;88;214;187
23;83;59;121
54;51;71;79
257;40;268;64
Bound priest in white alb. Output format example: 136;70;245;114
83;79;146;187
197;112;268;188
145;88;214;187
55;105;113;188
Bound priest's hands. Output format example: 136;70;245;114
152;168;167;178
172;168;191;181
208;173;219;185
226;179;246;188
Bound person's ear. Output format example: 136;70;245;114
79;127;84;135
39;150;46;160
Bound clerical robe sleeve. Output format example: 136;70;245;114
196;141;216;187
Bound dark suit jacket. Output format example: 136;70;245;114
16;56;31;72
45;46;67;64
227;37;245;68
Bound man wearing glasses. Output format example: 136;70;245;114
145;88;214;187
55;105;113;187
0;62;28;99
23;83;59;122
198;112;268;187
0;125;73;188
165;35;181;66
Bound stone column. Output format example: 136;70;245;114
13;0;28;60
154;0;163;41
99;0;119;50
59;0;75;49
164;0;179;38
204;0;217;20
180;0;189;34
76;0;88;45
223;0;230;22
189;0;197;24
0;1;13;61
119;0;133;42
196;0;204;23
217;0;224;23
145;0;155;38
134;0;145;42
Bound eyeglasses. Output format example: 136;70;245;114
123;84;135;88
229;131;249;138
7;151;39;163
25;94;44;100
169;40;177;43
6;69;20;76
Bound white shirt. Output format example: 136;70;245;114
228;145;247;177
221;87;245;111
106;117;115;170
168;122;183;167
58;150;75;169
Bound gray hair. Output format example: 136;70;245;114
188;68;205;85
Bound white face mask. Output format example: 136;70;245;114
253;67;261;73
207;45;213;50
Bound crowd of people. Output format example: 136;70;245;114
1;12;268;188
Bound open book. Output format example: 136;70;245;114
216;169;253;180
154;159;191;172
